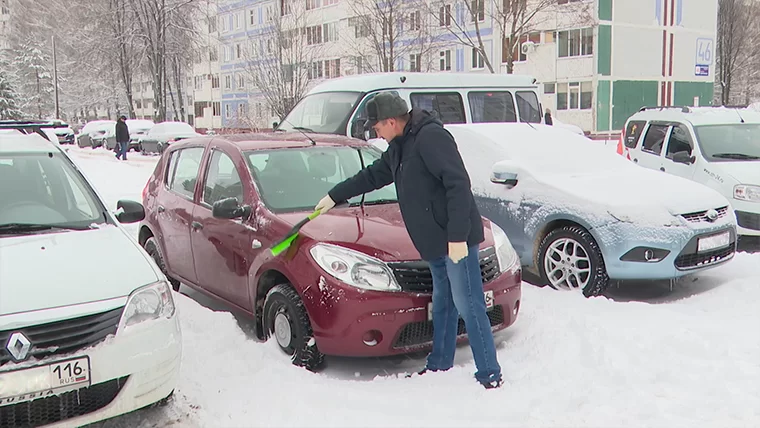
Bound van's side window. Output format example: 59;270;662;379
409;92;466;124
515;91;542;123
468;91;517;123
665;124;694;159
624;120;647;148
641;124;669;155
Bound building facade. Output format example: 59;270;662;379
203;0;718;133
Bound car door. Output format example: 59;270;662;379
157;145;205;285
191;146;258;309
633;122;670;171
660;122;698;179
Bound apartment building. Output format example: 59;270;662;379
210;0;718;133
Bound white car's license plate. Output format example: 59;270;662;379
697;231;730;253
0;356;91;407
427;290;494;321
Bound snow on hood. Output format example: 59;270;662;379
0;225;161;316
446;123;731;225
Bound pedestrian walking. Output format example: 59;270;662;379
544;108;553;126
313;92;503;389
115;115;129;161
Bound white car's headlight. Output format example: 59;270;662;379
119;281;176;329
734;184;760;202
310;243;401;292
491;222;519;272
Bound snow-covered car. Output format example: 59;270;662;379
76;120;115;149
50;121;75;145
138;121;201;154
447;123;738;297
0;132;181;425
102;119;155;151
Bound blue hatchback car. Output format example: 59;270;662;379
444;123;737;297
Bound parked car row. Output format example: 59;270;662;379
74;119;200;155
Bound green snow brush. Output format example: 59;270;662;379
270;210;322;257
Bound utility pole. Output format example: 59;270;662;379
52;35;60;119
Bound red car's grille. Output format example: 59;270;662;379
388;247;500;293
392;305;505;349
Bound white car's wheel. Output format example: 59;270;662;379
538;225;609;297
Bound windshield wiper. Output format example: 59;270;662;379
0;223;89;235
350;198;398;206
711;153;760;160
290;126;315;133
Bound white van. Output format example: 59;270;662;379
275;71;547;148
623;106;760;237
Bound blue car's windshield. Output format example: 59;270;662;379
245;146;397;213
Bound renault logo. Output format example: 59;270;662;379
6;332;32;362
706;209;719;222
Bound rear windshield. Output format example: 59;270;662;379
245;146;398;213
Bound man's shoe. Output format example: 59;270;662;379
404;367;445;378
480;378;503;389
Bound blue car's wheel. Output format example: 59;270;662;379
538;225;609;297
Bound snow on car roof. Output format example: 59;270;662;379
307;72;538;95
0;132;60;153
629;106;760;126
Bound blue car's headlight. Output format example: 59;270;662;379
490;222;519;272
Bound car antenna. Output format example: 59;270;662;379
355;147;366;210
280;117;317;145
734;108;745;123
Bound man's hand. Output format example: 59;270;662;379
448;242;468;264
315;195;336;214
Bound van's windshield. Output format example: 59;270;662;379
277;92;362;134
693;124;760;162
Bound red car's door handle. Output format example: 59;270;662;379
191;221;203;231
157;205;165;213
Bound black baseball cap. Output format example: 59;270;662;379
365;92;410;130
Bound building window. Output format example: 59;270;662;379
470;0;485;22
309;61;324;79
306;0;320;10
213;102;221;116
212;74;220;89
439;4;451;27
325;59;341;78
237;74;245;89
225;104;231;118
409;10;421;31
306;25;323;45
409;54;421;72
249;9;256;25
557;28;593;58
544;83;555;94
439;50;451;71
281;0;291;15
323;22;339;42
471;47;485;69
556;81;593;110
224;75;231;89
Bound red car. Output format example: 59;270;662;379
138;132;522;370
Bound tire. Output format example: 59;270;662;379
537;225;609;297
263;284;325;372
143;237;181;292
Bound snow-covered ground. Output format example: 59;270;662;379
66;146;760;428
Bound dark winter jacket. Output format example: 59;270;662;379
115;120;130;143
544;112;553;126
328;109;484;261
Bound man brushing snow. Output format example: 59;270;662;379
314;92;502;389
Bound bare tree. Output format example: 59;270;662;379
241;0;323;121
716;0;760;105
344;0;442;73
428;0;591;73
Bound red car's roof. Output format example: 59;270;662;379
176;132;371;151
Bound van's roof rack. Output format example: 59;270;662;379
639;106;691;113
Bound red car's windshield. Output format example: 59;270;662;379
245;146;397;213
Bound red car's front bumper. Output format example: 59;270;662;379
298;265;522;358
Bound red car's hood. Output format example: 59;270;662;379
276;204;494;262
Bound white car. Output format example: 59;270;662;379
623;106;760;238
0;132;181;426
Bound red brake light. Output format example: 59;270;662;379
142;180;149;201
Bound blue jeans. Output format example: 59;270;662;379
116;141;128;160
425;244;501;383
